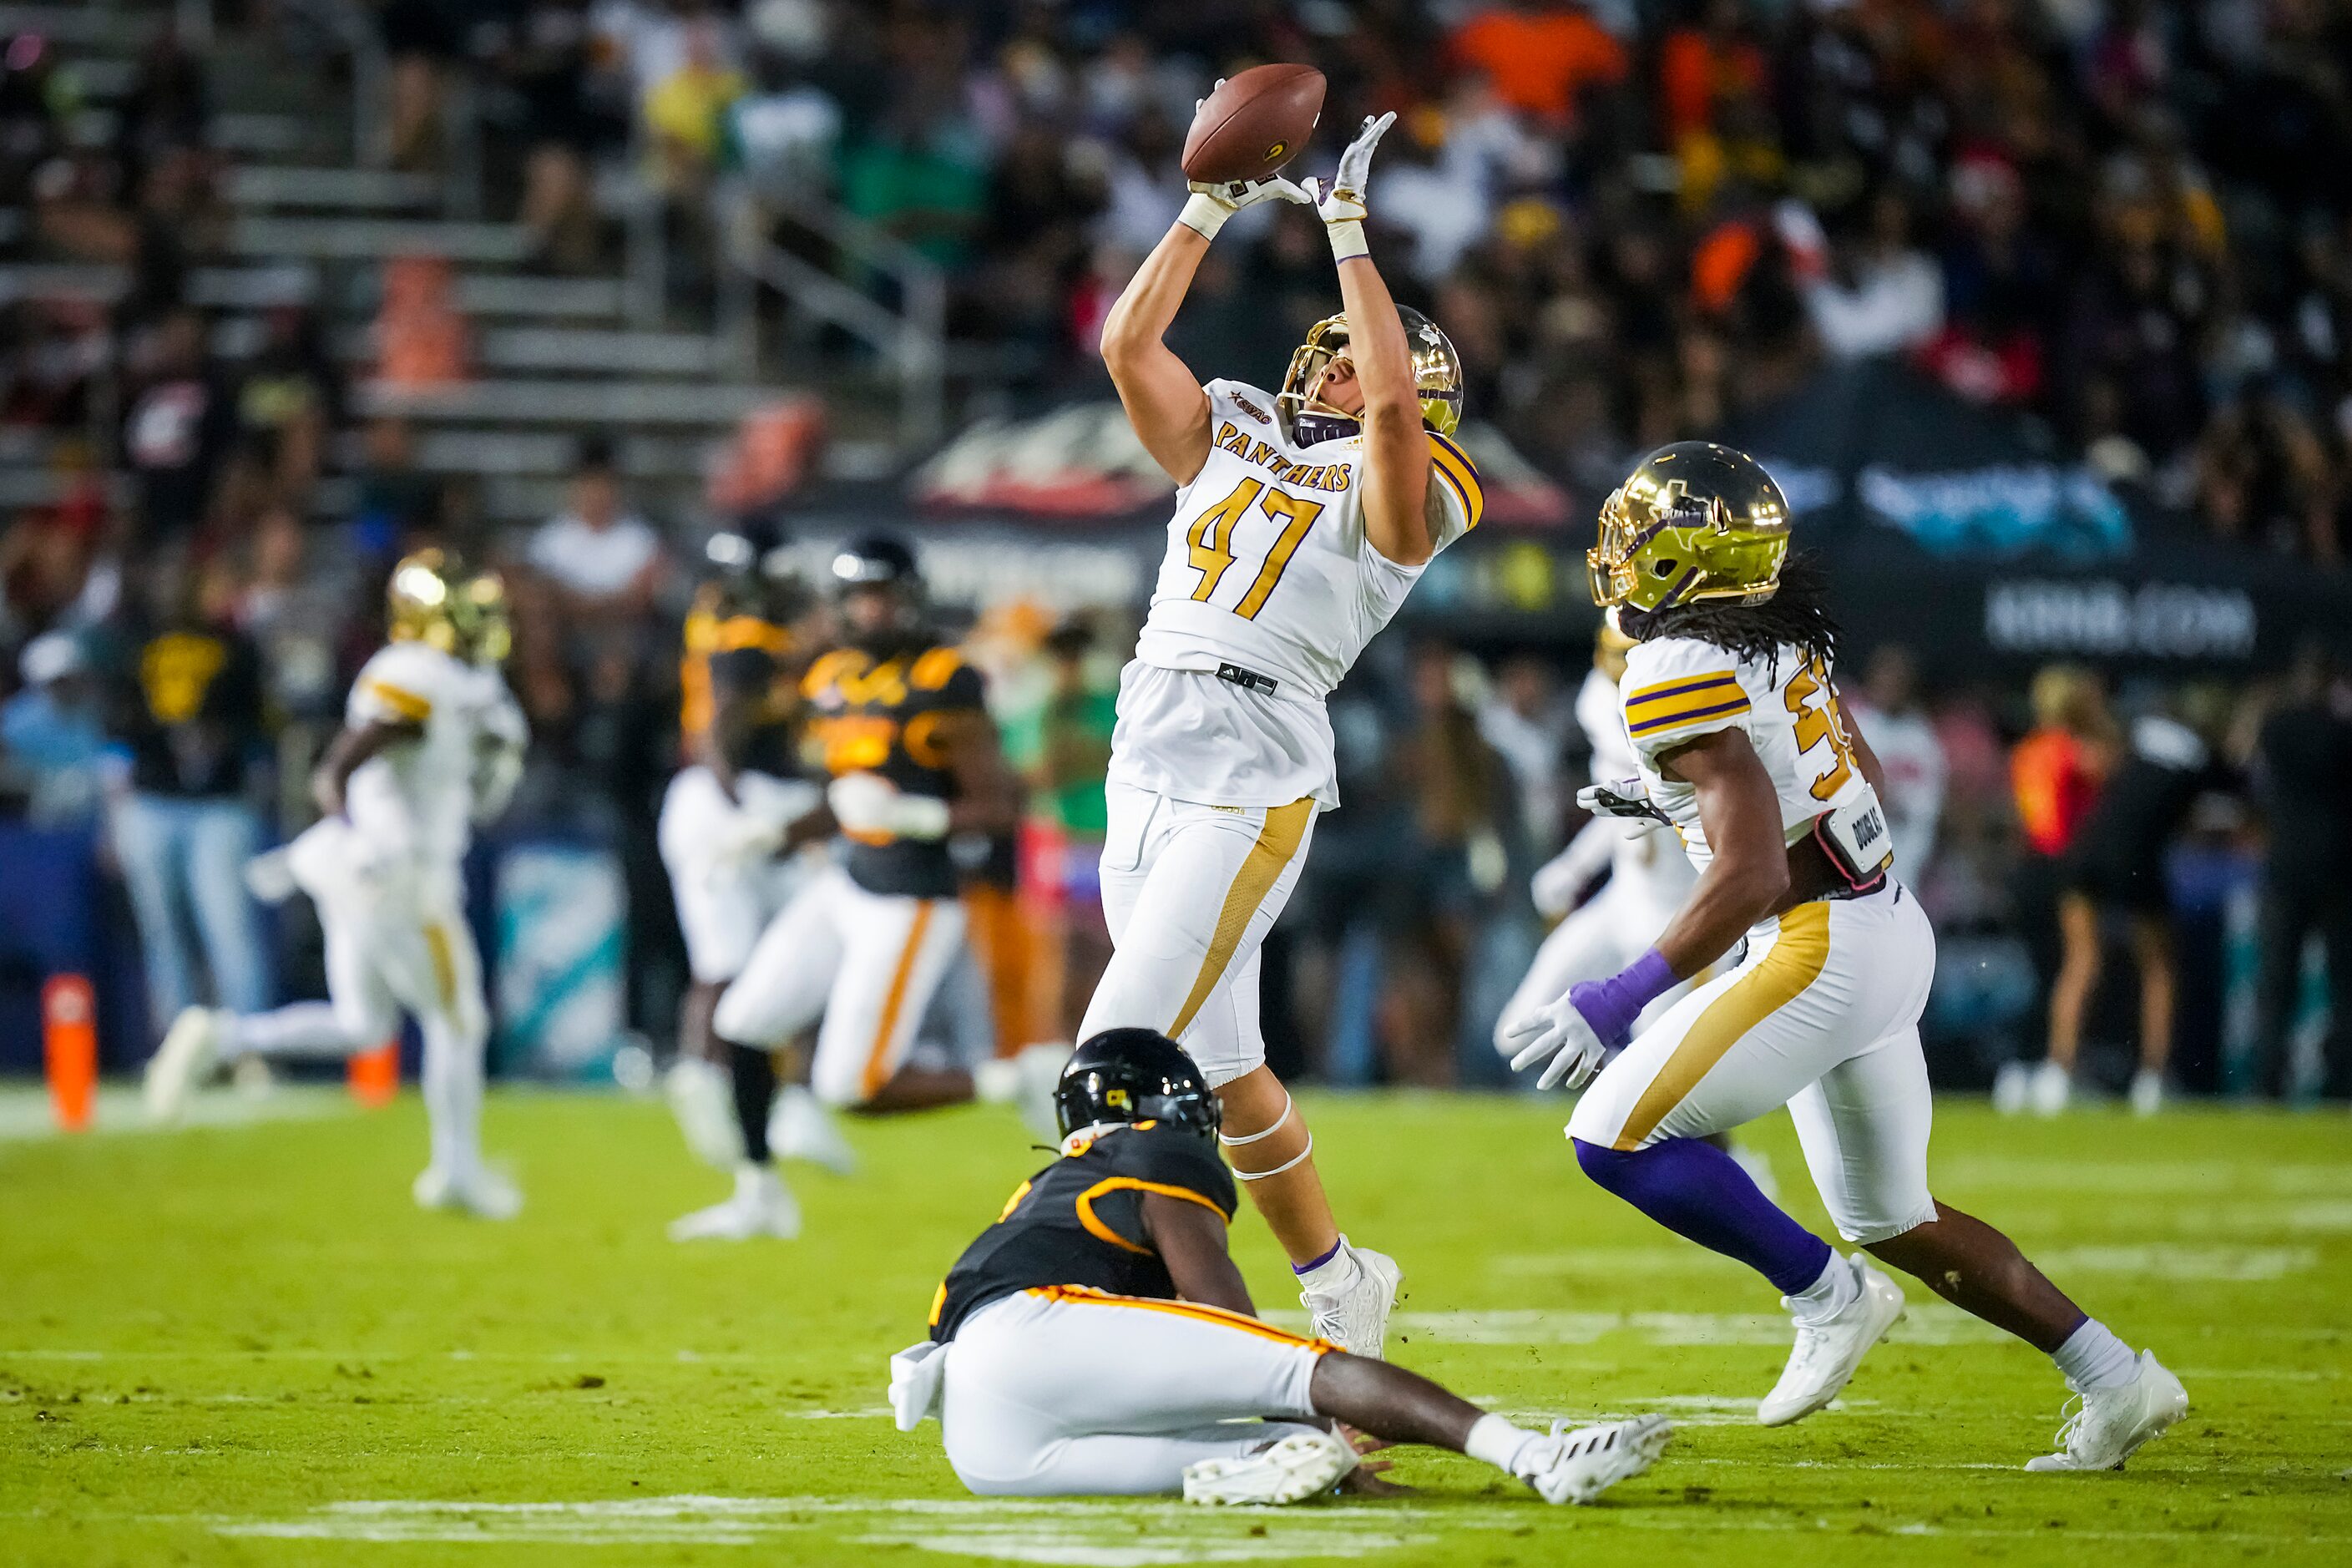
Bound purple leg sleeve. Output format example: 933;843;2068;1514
1574;1136;1834;1295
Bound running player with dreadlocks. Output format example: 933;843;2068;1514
1505;443;2188;1471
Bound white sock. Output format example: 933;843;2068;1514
1295;1236;1358;1295
421;1023;485;1181
1465;1413;1538;1474
973;1058;1017;1103
2051;1318;2139;1392
228;1004;364;1059
733;1161;777;1201
1787;1253;1859;1323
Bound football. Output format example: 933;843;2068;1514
1181;63;1326;185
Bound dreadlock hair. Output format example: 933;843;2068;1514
1618;551;1841;680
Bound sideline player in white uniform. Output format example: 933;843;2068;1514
1497;621;1700;1055
657;524;849;1176
1086;111;1480;1355
144;553;529;1219
1503;444;2188;1470
892;1028;1671;1505
670;536;1061;1242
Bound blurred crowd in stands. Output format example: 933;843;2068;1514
1;1;2348;1100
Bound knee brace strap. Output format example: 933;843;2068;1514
1232;1131;1313;1181
1217;1091;1294;1147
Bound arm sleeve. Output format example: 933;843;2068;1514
1620;638;1755;767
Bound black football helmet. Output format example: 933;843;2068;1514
830;532;926;654
1055;1029;1221;1143
705;519;807;621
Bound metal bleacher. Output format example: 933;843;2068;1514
2;0;948;530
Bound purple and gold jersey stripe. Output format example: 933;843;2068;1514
1625;671;1749;736
1426;431;1485;529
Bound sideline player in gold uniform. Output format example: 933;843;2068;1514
1506;443;2187;1469
1087;109;1479;1353
671;536;1061;1242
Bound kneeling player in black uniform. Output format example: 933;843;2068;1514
889;1029;1673;1504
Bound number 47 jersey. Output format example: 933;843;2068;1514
1136;380;1483;703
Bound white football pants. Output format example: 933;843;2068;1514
226;822;490;1181
942;1286;1331;1495
713;863;967;1106
1080;782;1317;1087
1568;884;1940;1244
657;766;823;984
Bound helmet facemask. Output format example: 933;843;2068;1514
1277;307;1464;447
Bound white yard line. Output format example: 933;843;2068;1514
0;1086;353;1142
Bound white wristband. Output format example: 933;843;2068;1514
888;793;953;842
1325;220;1368;261
1178;193;1232;241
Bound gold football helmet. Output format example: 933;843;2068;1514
1589;442;1790;612
387;549;511;665
1277;305;1464;444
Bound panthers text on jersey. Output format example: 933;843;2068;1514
1617;637;1889;874
679;584;800;771
928;1120;1237;1343
1113;378;1484;809
802;644;985;898
345;640;523;867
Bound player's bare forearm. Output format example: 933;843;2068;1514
941;714;1022;837
699;685;757;802
1651;729;1790;976
1335;255;1433;564
310;718;417;818
1100;225;1213;484
1141;1193;1256;1317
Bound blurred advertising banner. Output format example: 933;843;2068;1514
1715;359;2135;560
493;842;626;1078
911;404;1569;526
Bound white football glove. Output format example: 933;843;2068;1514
827;772;952;842
1302;111;1394;260
706;812;787;866
1577;777;1670;824
1501;994;1609;1091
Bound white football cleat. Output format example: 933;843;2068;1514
2026;1352;2188;1471
1302;1242;1403;1358
668;1165;801;1242
1758;1254;1907;1426
2029;1059;2072;1115
1991;1061;2031;1115
1183;1426;1357;1506
1517;1414;1674;1504
665;1056;744;1169
144;1006;226;1120
976;1041;1073;1143
412;1164;524;1222
770;1085;857;1176
2128;1070;2165;1117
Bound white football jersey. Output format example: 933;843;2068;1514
1577;665;1697;900
1114;379;1481;808
1618;635;1887;874
344;640;525;866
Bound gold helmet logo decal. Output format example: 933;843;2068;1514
1105;1088;1130;1110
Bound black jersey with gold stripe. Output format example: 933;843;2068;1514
803;641;985;898
680;584;800;774
929;1120;1237;1343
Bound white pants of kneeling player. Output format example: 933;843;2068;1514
657;766;820;984
1566;885;1940;1245
943;1287;1328;1495
712;863;965;1105
230;849;489;1180
1080;782;1317;1088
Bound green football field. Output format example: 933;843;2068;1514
4;1086;2348;1566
